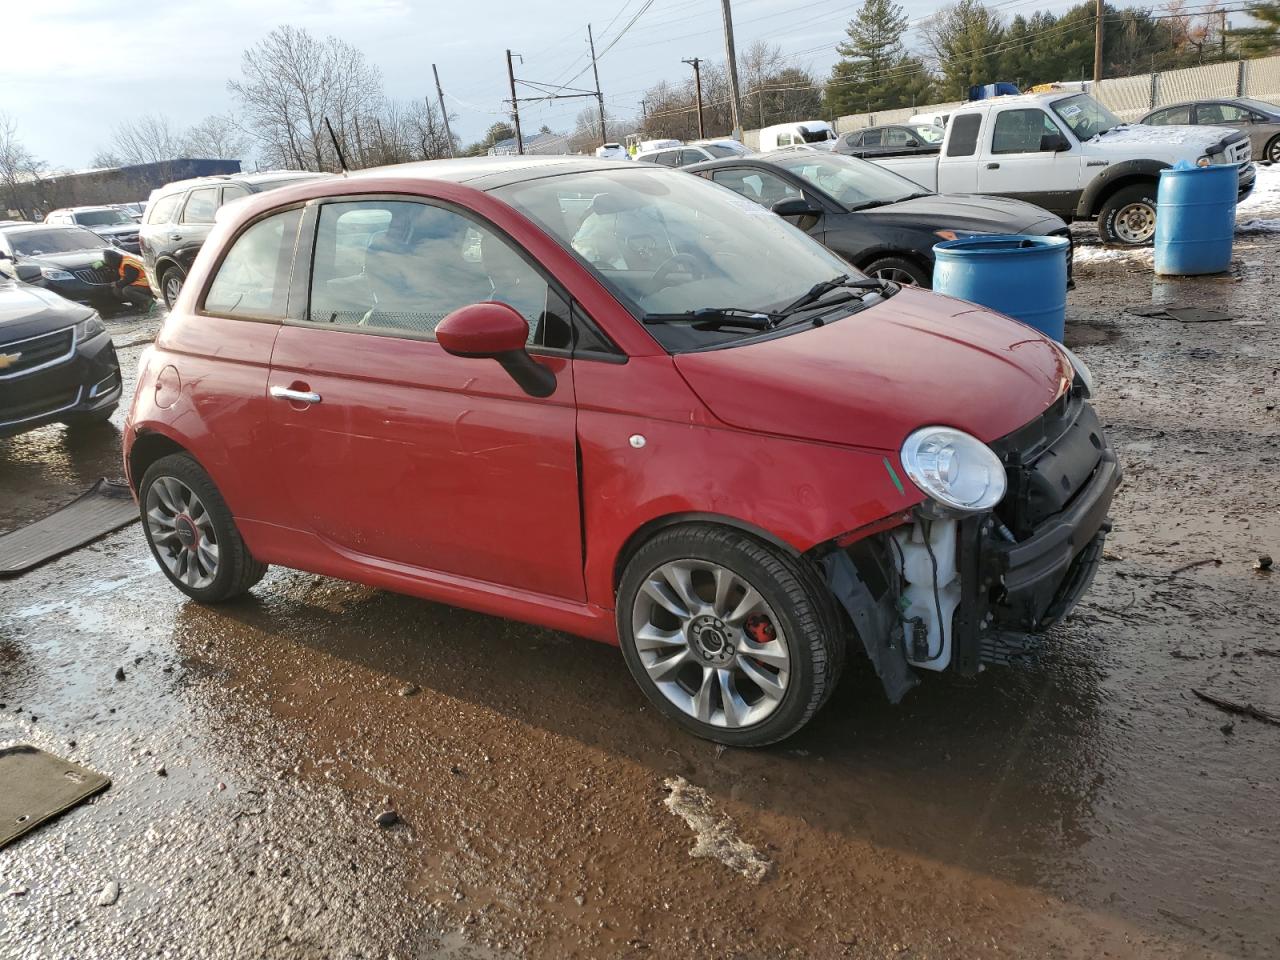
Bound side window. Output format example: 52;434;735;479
1154;105;1191;125
884;128;912;147
203;207;302;320
221;184;251;206
307;200;553;345
652;151;681;167
991;109;1065;154
710;169;800;207
182;188;219;224
1199;103;1247;123
845;133;862;148
146;194;181;225
678;149;706;166
862;129;882;147
946;114;982;157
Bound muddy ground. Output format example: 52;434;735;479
2;208;1279;959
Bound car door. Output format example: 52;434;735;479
975;106;1081;214
172;186;219;273
264;196;585;600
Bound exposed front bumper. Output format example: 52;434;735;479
0;330;121;438
1237;162;1256;202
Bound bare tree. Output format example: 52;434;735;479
0;113;45;219
109;113;187;165
184;114;251;161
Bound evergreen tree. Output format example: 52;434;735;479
825;0;934;116
1228;2;1280;56
921;0;1006;100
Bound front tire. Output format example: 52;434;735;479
1098;183;1158;246
863;255;931;288
617;525;844;747
140;453;266;603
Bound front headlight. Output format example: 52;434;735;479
1196;155;1212;167
40;266;75;281
900;426;1007;513
1059;345;1094;397
74;312;106;342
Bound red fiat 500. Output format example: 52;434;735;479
125;157;1119;746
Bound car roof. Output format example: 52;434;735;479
1146;97;1276;112
154;169;332;196
0;222;86;233
341;155;645;190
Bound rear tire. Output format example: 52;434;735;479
160;267;185;310
617;524;845;747
1098;183;1158;246
863;256;931;288
1266;135;1280;165
140;453;266;603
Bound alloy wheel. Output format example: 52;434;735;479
630;560;790;729
163;275;183;308
870;265;919;285
1114;201;1156;244
1269;139;1280;164
145;475;219;589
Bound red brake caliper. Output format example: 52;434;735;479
744;613;776;646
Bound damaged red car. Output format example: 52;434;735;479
124;157;1120;746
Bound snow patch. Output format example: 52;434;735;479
1238;164;1280;216
1073;245;1153;265
1238;217;1280;233
662;777;771;881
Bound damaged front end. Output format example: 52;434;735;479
821;385;1122;702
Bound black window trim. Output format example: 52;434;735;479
195;201;308;325
283;192;624;361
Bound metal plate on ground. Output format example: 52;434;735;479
0;478;137;577
0;745;111;849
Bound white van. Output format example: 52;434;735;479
757;121;837;152
907;111;951;129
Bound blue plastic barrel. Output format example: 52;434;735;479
1154;162;1236;276
932;234;1070;342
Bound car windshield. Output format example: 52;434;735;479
6;227;106;256
75;209;133;226
702;143;740;158
773;153;928;209
492;167;862;351
912;124;945;143
1051;94;1122;139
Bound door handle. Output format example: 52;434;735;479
270;385;322;404
986;162;1000;169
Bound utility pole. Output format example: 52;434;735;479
588;24;607;146
1092;0;1104;86
432;63;456;158
505;49;524;155
719;0;745;141
683;57;705;138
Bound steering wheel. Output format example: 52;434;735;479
649;253;708;296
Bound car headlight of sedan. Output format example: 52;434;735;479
40;266;75;281
1059;345;1095;397
74;312;106;342
900;426;1007;513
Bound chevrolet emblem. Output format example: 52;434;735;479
0;351;21;370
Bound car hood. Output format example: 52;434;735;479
862;193;1065;234
0;279;90;342
673;286;1071;451
1084;123;1242;155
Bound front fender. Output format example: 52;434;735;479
1076;159;1169;218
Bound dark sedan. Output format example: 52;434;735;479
0;279;121;438
1141;97;1280;164
0;224;133;310
685;151;1070;287
834;123;945;159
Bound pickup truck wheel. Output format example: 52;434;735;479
618;525;844;747
1098;184;1158;245
140;453;267;603
863;256;931;288
160;267;185;310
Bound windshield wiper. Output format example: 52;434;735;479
643;307;775;331
775;274;886;317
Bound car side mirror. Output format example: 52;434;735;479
771;197;821;218
1041;133;1071;153
15;263;41;283
436;301;557;399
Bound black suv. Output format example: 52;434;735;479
140;170;331;308
0;279;121;438
45;206;142;252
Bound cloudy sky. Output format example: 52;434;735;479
10;0;1084;170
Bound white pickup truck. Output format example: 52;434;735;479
872;91;1256;245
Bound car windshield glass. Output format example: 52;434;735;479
492;167;862;351
6;227;105;256
773;152;926;208
913;124;945;143
1051;94;1121;139
702;143;739;158
75;209;132;226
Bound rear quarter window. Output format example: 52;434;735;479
146;194;181;224
946;114;982;157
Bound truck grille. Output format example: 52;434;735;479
73;266;114;284
0;327;75;378
1227;139;1251;164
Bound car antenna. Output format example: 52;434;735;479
324;117;349;176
